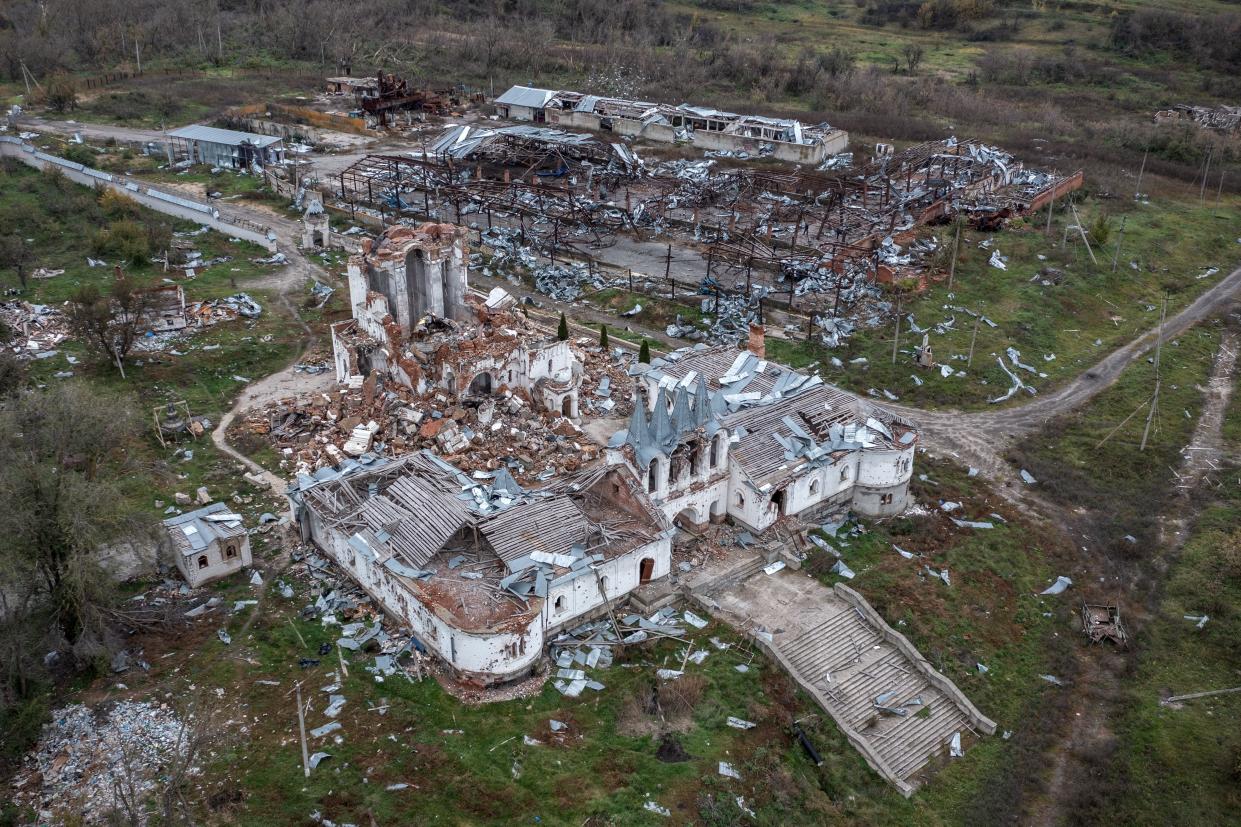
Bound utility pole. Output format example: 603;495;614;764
1111;216;1126;273
1140;295;1166;452
891;291;902;364
1134;148;1148;201
1045;179;1056;236
947;221;961;290
1199;148;1213;203
967;312;981;367
1069;203;1098;266
296;683;310;778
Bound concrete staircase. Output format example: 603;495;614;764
697;569;995;796
777;609;974;785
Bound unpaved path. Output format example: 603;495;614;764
1029;327;1239;826
891;267;1241;478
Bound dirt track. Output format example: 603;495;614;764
888;263;1241;478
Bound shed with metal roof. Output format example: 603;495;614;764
167;124;285;169
163;501;252;587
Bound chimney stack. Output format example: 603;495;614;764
747;323;766;359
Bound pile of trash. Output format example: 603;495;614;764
0;300;69;359
550;606;709;696
11;701;192;823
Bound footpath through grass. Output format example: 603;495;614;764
1010;320;1222;554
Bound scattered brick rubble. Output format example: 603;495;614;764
238;341;634;486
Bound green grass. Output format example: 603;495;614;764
1102;476;1241;824
0;160;303;520
802;455;1077;821
784;197;1240;410
1010;320;1222;551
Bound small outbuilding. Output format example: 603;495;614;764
163;502;252;587
166;125;285;170
493;86;556;122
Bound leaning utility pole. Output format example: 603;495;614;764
891;291;902;364
947;221;961;290
967;312;981;368
1134;148;1149;201
1140;295;1167;452
1111;216;1127;273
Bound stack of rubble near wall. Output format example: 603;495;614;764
239;340;632;485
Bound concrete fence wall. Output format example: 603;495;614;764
0;136;277;251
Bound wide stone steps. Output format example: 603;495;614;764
781;609;882;679
774;606;975;784
876;699;968;780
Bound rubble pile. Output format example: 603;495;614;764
0;300;68;359
12;701;191;823
241;369;604;485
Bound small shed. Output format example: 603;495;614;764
166;125;285;170
164;502;252;587
494;86;556;122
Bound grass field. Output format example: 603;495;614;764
768;194;1240;409
15;451;1085;826
0;160;305;520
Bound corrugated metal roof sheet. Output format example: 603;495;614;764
163;501;247;557
494;85;556;109
167;125;283;148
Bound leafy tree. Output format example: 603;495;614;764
599;323;609;349
1089;213;1112;247
557;311;569;341
0;383;144;648
0;234;35;289
638;339;651;363
92;220;150;265
44;72;78;113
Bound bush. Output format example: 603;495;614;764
61;144;95;167
97;188;141;220
92;220;150;265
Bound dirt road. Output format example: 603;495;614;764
889;263;1241;478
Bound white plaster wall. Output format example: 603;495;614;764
543;537;671;630
658;479;729;526
305;512;543;681
527;341;575;384
176;537;252;589
857;447;914;488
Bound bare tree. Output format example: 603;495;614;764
903;43;925;75
0;234;35;289
65;270;153;377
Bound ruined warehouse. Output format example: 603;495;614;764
331;222;583;418
289;452;672;684
494;85;848;164
607;337;917;532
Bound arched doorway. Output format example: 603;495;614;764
562;396;573;417
639;557;655;584
467;372;493;396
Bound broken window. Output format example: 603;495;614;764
880;493;894;505
197;555;208;569
225;544;237;559
647;461;659;492
735;491;746;508
554;595;566;614
840;466;851;483
809;478;820;497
